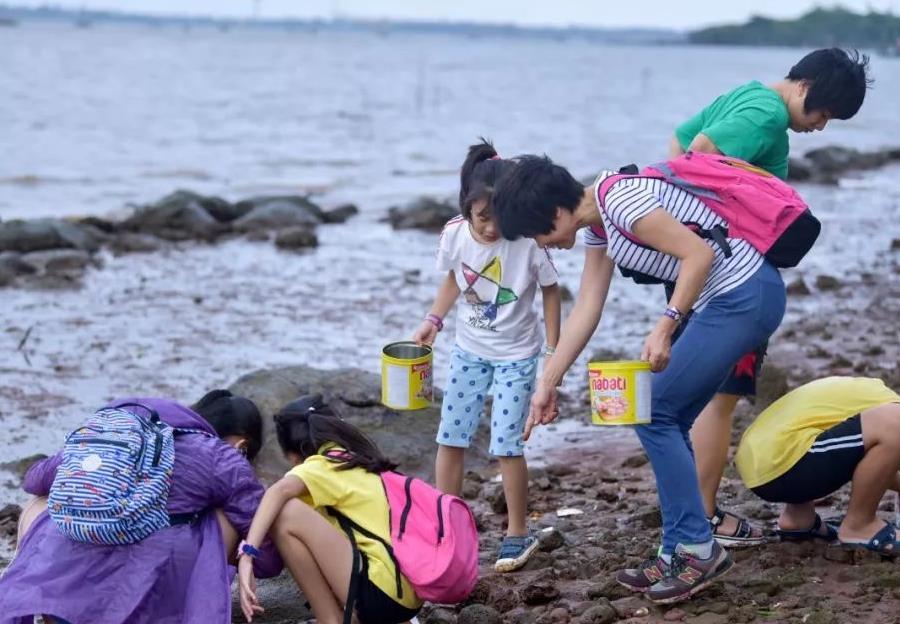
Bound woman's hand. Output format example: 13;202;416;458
640;319;675;372
412;320;438;346
238;555;264;622
524;382;559;441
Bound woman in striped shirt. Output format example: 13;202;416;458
492;155;786;604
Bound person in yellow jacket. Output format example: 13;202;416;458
735;377;900;554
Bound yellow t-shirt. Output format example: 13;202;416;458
286;450;422;610
735;377;900;488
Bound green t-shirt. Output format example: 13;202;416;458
675;80;790;180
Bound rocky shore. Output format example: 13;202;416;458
0;191;359;289
3;143;898;291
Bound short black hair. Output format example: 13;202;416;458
193;389;263;461
458;138;516;220
492;154;584;240
787;48;872;119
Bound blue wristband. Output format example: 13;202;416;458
239;540;261;559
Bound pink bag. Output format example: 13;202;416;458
380;471;479;604
597;151;820;268
327;460;479;617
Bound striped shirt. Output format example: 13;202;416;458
584;171;764;311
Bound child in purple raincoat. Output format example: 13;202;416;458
0;390;282;624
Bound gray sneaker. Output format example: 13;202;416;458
494;534;540;572
616;555;671;592
646;542;733;604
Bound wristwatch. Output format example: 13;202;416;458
663;306;684;324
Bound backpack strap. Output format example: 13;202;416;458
111;401;168;467
329;509;365;624
327;507;404;605
596;173;733;258
111;402;161;423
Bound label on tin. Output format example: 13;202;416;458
588;366;651;425
412;362;433;401
385;363;410;408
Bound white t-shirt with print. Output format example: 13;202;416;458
437;216;558;362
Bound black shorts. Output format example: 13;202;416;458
356;575;420;624
752;415;865;504
667;284;767;397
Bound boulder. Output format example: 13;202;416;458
786;277;811;295
805;145;890;174
786;157;812;181
0;504;22;540
0;252;37;276
227;366;489;483
54;220;103;252
0;262;15;287
814;274;841;291
0;218;100;253
109;232;164;255
274;226;318;250
76;216;118;233
123;190;225;240
384;197;458;232
0;453;47;483
21;249;93;277
322;203;360;224
233;196;325;232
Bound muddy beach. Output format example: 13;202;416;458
0;192;897;623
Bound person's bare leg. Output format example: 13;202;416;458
215;508;239;565
839;404;900;543
777;502;820;531
691;393;739;519
16;496;47;547
272;498;355;624
499;456;529;537
435;445;465;496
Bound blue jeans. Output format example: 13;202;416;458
635;262;786;554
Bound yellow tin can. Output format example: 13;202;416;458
587;360;652;425
381;342;433;410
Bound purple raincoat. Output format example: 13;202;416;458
0;398;282;624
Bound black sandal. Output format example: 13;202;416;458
708;506;768;548
776;513;838;543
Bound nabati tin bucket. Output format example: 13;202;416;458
587;360;651;425
381;342;433;410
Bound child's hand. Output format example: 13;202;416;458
412;320;439;346
238;556;264;622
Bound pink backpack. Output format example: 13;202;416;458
327;462;479;622
597;151;820;269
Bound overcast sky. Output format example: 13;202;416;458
14;0;900;29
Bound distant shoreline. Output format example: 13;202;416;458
0;4;685;45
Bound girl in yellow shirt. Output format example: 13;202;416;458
236;394;422;624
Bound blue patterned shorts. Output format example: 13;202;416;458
436;346;539;457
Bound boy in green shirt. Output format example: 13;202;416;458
669;48;871;547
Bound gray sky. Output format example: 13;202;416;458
15;0;900;29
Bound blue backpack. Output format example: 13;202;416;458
49;403;183;545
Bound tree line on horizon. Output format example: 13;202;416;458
690;7;900;49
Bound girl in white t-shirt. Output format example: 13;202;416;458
412;139;561;573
